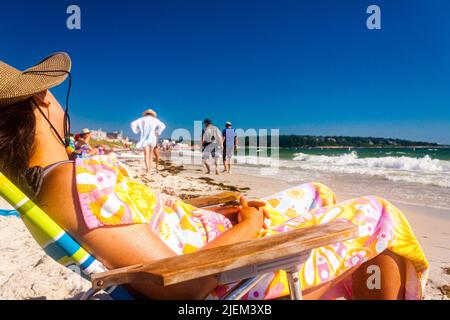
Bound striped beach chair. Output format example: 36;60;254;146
0;172;133;299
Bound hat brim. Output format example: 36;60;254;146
0;52;71;106
143;110;157;117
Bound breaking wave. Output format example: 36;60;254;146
286;151;450;187
292;151;450;173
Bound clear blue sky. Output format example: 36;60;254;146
1;0;449;143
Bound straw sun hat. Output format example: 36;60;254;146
143;109;157;117
0;52;71;107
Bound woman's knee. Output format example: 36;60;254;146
352;250;406;300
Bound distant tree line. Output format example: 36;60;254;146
276;135;441;148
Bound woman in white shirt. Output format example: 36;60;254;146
131;109;166;173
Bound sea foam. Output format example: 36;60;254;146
288;151;450;187
231;151;450;188
292;151;450;173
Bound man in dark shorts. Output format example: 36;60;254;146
222;121;238;173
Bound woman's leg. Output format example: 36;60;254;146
153;146;160;173
235;194;425;301
143;146;150;172
300;250;405;300
148;146;154;173
352;249;406;299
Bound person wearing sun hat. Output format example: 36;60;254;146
74;128;99;157
131;107;166;173
0;52;72;107
0;53;428;301
0;52;73;197
142;108;157;117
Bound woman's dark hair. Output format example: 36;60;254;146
0;98;42;199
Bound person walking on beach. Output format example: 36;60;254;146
131;109;166;174
202;119;223;175
222;121;237;173
75;128;99;157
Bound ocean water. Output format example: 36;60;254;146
122;147;450;210
226;147;450;210
164;147;450;188
230;147;450;189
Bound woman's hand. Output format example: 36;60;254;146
237;196;270;229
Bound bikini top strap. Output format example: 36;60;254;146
42;160;74;179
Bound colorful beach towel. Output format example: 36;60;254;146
75;155;429;299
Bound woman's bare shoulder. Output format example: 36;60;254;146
38;162;86;235
38;162;177;269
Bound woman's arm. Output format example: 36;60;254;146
83;212;264;299
156;118;166;136
130;119;141;134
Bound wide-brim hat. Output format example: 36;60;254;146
143;109;157;117
0;52;71;107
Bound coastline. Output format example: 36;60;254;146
299;146;450;150
0;152;448;299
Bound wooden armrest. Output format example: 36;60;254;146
91;221;358;290
183;191;240;208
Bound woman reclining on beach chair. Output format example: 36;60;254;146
0;53;428;300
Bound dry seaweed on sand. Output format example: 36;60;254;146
178;193;200;200
442;267;450;275
438;285;450;298
197;177;250;192
158;159;185;175
138;174;155;184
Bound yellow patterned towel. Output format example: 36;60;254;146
75;155;428;299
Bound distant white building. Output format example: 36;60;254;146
90;129;107;140
106;130;130;145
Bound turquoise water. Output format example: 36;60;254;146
237;147;450;188
278;147;450;161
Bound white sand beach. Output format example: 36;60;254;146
0;153;449;300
